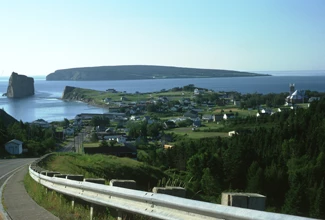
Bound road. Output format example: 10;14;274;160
0;158;36;219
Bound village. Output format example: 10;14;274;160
4;83;322;158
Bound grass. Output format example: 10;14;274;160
24;173;113;220
40;153;167;191
83;142;100;148
165;127;229;139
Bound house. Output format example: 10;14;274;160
130;115;140;121
202;114;213;122
164;121;177;129
170;107;178;112
286;90;305;104
223;113;235;120
5;139;23;155
120;96;128;101
63;127;74;136
183;110;198;119
260;108;273;115
308;97;320;102
106;89;117;93
192;118;201;127
228;131;238;137
213;114;224;122
142;116;154;124
96;125;106;132
194;88;204;95
103;97;112;103
31;119;50;128
234;100;241;107
164;144;174;149
73;119;82;127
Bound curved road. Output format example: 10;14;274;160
0;158;36;219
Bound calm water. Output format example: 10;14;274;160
0;74;325;123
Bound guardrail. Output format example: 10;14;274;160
29;156;316;220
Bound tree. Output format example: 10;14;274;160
64;118;70;127
110;140;117;147
99;140;109;147
91;116;110;127
90;132;98;142
147;122;163;139
312;179;325;219
201;168;221;197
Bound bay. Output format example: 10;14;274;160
0;74;325;123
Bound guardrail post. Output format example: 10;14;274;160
90;204;94;220
221;192;266;211
109;179;136;189
71;197;75;209
66;175;84;181
110;179;137;219
152;186;186;198
117;210;123;220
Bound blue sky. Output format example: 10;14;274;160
0;0;324;76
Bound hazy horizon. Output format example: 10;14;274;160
1;0;324;76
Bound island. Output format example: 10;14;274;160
46;65;269;81
6;72;34;98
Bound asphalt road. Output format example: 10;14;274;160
0;158;37;219
0;158;36;190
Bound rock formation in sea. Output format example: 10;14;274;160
6;72;35;98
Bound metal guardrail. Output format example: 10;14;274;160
28;164;315;220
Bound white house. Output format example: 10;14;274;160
228;131;238;137
5;139;23;155
194;88;204;95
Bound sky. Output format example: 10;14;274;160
0;0;324;76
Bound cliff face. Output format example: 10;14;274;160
62;86;77;99
62;86;97;105
6;72;34;98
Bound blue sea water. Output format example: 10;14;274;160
0;73;325;123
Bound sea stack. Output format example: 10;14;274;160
6;72;34;98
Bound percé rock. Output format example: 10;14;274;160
46;65;270;81
6;72;34;98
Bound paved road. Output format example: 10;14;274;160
0;158;59;220
0;158;36;219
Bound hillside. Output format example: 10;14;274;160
40;153;167;191
46;65;269;81
0;109;18;125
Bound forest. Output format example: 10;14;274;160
136;98;325;219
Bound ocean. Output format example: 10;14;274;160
0;73;325;123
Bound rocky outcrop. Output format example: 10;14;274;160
6;72;34;98
62;86;99;106
62;86;76;99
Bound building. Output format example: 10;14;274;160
285;83;305;104
31;119;50;128
5;139;23;155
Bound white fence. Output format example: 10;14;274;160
29;154;316;220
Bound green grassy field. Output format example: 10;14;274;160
165;127;229;139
